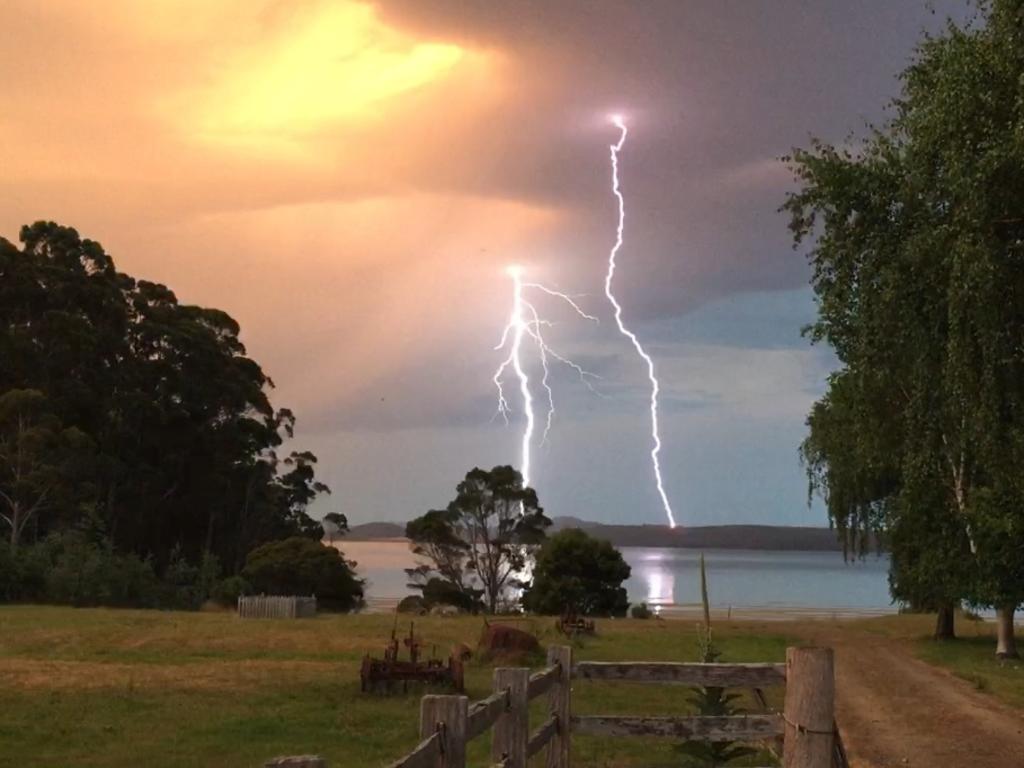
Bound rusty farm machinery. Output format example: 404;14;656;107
360;620;465;694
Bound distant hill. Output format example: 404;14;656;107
345;521;406;540
340;517;848;551
549;517;846;551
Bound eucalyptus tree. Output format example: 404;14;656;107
786;0;1024;655
0;222;328;575
0;389;94;551
406;465;550;613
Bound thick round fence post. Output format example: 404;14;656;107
420;695;468;768
492;667;529;768
782;646;834;768
546;645;572;768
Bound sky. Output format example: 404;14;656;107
0;0;967;528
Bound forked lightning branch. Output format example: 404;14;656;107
492;115;679;528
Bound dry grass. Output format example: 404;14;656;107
0;605;790;768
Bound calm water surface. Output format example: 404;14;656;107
338;540;893;615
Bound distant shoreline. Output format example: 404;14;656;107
336;518;862;552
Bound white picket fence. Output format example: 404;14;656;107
238;595;317;619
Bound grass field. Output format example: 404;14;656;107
908;616;1024;709
0;606;790;768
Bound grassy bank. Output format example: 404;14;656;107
0;606;789;768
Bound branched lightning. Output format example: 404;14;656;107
493;265;600;486
604;115;678;529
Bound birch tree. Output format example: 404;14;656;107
785;0;1024;656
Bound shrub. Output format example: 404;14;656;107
212;575;250;606
631;602;653;619
41;532;161;607
422;577;481;613
0;545;46;602
397;595;427;614
522;529;631;616
675;556;758;767
242;537;364;611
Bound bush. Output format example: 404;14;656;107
212;575;250;606
162;548;220;609
397;595;427;614
422;577;481;613
242;537;364;611
522;529;631;616
41;532;161;607
631;602;653;619
0;545;45;601
0;532;239;610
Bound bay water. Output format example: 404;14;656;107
339;540;894;617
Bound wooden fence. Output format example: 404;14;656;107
238;595;317;619
267;644;842;768
385;645;572;768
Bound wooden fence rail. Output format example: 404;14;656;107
371;647;571;768
267;644;839;768
572;660;787;687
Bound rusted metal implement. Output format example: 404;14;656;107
360;621;465;693
555;608;595;636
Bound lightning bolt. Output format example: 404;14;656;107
494;265;600;486
604;114;678;529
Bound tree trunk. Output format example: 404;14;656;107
996;605;1019;659
9;500;21;552
934;602;956;640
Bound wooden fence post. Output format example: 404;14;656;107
420;695;468;768
492;668;529;768
546;646;572;768
782;646;834;768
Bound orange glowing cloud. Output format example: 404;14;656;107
166;2;492;154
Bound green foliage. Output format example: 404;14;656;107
404;508;475;602
0;530;231;609
630;602;653;619
521;529;631;616
0;543;46;601
38;531;162;608
323;512;348;543
676;558;760;767
784;0;1024;638
674;686;757;767
406;466;550;613
397;594;427;614
421;577;481;613
0;389;96;550
242;537;364;612
163;547;222;609
0;222;328;581
211;575;251;606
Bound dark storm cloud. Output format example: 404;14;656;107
373;0;967;322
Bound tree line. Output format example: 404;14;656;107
786;0;1024;656
0;222;360;608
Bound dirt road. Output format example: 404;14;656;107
789;623;1024;767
